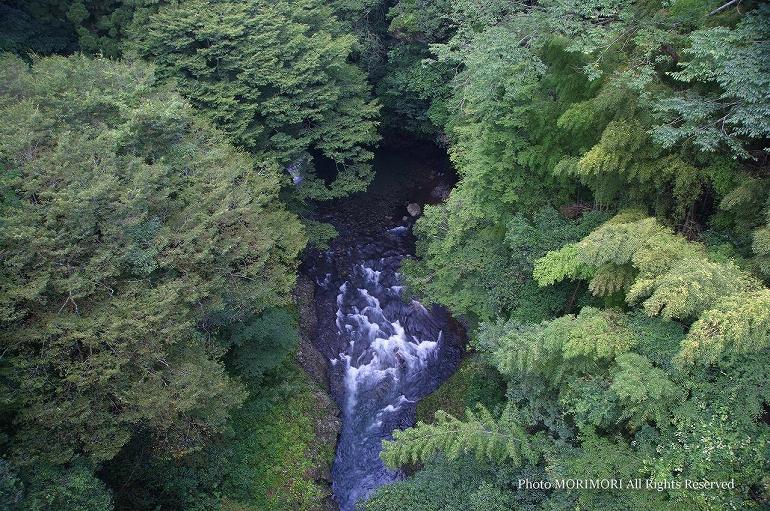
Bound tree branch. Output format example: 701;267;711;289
708;0;740;16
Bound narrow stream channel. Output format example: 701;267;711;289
304;144;463;510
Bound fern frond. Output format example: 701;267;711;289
533;244;586;286
678;289;770;364
380;405;539;469
588;263;636;296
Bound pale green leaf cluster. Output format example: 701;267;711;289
381;405;540;468
681;289;770;363
535;214;768;361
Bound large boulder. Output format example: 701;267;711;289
407;202;421;217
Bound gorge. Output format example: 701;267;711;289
302;144;464;510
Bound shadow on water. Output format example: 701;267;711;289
303;142;464;510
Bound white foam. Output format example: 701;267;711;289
335;267;440;428
359;288;381;309
361;266;382;283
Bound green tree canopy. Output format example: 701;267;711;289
0;54;306;466
129;0;381;200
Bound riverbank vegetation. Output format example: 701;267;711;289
370;1;770;510
1;0;768;510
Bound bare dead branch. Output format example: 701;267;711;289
708;0;740;17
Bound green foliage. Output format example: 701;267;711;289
363;455;521;511
129;0;380;200
462;295;767;509
680;289;770;364
3;0;770;509
533;244;591;287
0;1;161;58
477;307;637;386
548;432;674;511
537;216;748;309
300;219;339;251
609;353;680;428
416;355;506;424
375;1;770;510
649;407;770;510
630;257;754;320
97;359;335;511
327;0;392;80
375;43;452;138
402;220;515;320
224;308;300;385
221;363;336;511
13;461;113;511
0;2;77;55
381;405;540;468
534;214;770;367
387;0;454;42
652;5;770;159
575;120;707;216
0;54;304;468
405;206;605;321
374;0;456;137
0;460;23;510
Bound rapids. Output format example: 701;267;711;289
303;145;462;510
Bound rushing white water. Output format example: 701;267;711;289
336;272;439;417
322;227;460;510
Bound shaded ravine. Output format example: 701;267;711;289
303;145;462;510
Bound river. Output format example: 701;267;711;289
302;144;463;510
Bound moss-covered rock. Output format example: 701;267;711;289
416;354;507;424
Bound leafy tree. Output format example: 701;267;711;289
0;54;305;470
680;289;770;363
3;0;770;509
651;5;770;159
129;0;380;200
0;459;23;510
374;2;770;510
15;462;113;511
537;215;743;297
375;43;453;138
381;404;541;468
0;2;78;55
363;455;523;511
224;308;300;385
404;206;605;322
609;353;680;428
0;0;162;58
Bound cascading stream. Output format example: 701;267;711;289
302;143;460;510
313;227;460;510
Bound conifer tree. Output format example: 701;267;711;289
129;0;380;200
0;54;305;467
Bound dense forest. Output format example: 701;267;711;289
1;1;769;510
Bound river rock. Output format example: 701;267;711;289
293;274;328;386
407;202;421;217
430;183;451;201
